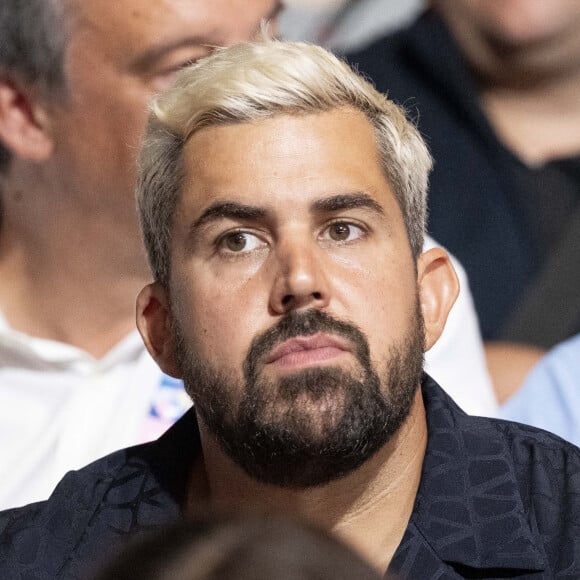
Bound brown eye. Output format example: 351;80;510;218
328;223;352;241
225;232;248;252
220;231;266;254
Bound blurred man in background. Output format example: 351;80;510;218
0;0;282;508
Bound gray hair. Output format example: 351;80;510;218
0;0;68;173
137;40;432;287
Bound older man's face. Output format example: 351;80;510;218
159;108;429;486
47;0;281;250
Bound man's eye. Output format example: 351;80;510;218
220;232;265;253
325;222;364;242
150;63;193;91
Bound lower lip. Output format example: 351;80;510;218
269;347;347;370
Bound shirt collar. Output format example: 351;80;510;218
127;376;547;573
409;375;546;573
0;308;146;370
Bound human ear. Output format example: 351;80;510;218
136;282;182;378
416;247;459;351
0;78;54;161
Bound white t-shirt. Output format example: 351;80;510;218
0;239;496;509
0;316;190;509
423;238;497;417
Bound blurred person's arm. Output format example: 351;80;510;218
485;342;545;404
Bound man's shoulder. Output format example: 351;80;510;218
425;377;580;504
417;380;580;575
0;414;194;580
471;415;580;568
455;395;580;476
506;418;580;498
0;447;132;578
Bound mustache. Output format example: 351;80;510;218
243;309;372;376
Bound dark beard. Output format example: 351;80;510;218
173;307;425;489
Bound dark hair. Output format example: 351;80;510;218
94;513;382;580
0;0;68;172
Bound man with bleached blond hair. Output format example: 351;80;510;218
2;40;576;579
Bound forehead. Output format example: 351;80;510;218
179;108;401;219
66;0;277;53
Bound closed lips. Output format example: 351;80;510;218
265;334;351;364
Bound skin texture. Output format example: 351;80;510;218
137;108;459;571
0;0;280;356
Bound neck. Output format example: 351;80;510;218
188;389;427;573
480;72;580;164
0;178;151;358
440;10;580;163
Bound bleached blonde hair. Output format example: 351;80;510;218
136;40;432;287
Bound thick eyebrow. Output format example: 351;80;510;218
191;194;383;231
185;192;384;250
189;201;267;237
311;193;385;216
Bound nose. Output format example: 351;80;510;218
268;237;331;315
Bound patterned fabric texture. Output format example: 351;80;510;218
1;376;580;579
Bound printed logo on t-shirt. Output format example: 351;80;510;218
139;374;191;442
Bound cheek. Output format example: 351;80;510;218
178;272;265;362
338;258;418;357
78;74;150;145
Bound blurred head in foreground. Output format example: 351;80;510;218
95;514;382;580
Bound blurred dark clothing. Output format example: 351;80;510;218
347;10;580;346
2;376;580;578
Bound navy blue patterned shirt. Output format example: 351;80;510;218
1;376;580;578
